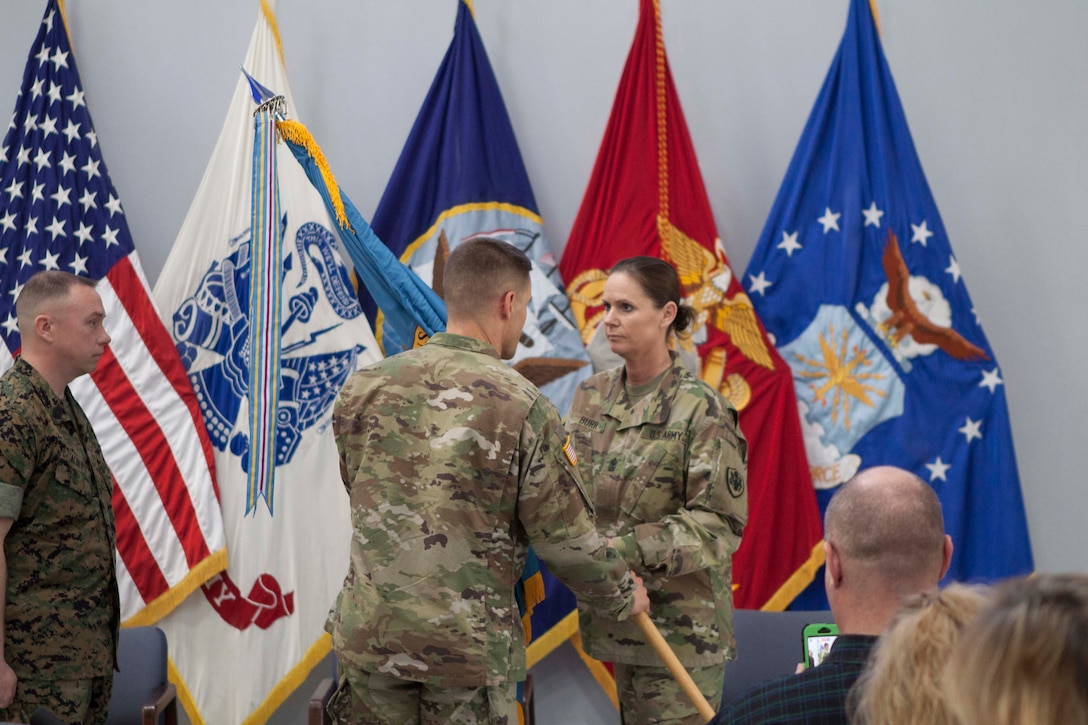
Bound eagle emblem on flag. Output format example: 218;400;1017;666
171;219;365;479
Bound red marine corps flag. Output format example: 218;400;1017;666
559;0;823;610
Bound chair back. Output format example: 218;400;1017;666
106;626;171;725
722;609;834;703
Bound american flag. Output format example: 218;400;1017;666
0;0;226;623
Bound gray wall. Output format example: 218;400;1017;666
1;0;1084;623
2;2;1085;722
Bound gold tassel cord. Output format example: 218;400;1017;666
259;0;287;71
274;119;353;232
652;0;670;239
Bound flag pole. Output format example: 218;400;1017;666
634;612;715;722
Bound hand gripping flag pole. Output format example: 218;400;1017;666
634;612;715;722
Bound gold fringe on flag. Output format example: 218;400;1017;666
259;0;287;71
519;569;546;644
760;540;827;612
56;0;74;54
274;119;353;232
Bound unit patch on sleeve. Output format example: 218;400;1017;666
726;467;744;498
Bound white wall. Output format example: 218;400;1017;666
2;0;1085;580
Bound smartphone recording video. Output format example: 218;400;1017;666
802;623;839;668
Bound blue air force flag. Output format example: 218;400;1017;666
152;6;381;724
367;0;590;413
743;0;1032;605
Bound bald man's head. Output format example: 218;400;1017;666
825;466;947;594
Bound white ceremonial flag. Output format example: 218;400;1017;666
152;4;381;723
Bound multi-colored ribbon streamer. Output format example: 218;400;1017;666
246;88;286;515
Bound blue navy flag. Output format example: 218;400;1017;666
744;0;1032;607
367;0;591;414
361;0;592;685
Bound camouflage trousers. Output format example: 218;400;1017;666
327;668;517;725
0;673;113;725
614;662;724;725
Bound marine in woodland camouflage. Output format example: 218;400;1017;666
329;332;638;688
0;358;119;682
568;352;748;668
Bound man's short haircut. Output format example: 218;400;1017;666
825;466;945;587
16;271;96;326
442;237;532;317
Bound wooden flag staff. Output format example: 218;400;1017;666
634;611;716;723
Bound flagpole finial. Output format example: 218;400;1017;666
241;68;288;120
254;95;287;120
276;119;353;232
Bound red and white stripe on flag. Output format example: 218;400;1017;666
0;0;226;625
75;256;226;622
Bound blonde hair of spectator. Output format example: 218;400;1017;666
944;573;1088;725
849;583;990;725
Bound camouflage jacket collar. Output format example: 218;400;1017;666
12;357;74;427
11;357;113;505
427;332;501;360
601;352;686;431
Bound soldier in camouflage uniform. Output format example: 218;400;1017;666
327;238;649;725
0;272;119;725
568;257;748;725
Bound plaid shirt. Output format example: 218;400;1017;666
712;634;877;725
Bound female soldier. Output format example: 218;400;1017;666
568;256;748;724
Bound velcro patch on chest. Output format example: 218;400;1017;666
573;415;605;432
640;429;683;442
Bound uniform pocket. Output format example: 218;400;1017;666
52;458;96;501
616;445;680;523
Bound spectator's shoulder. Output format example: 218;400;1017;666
716;671;796;723
715;665;840;724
